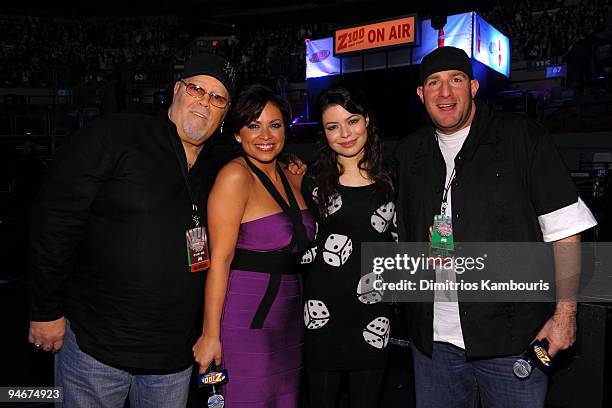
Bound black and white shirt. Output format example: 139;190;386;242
301;180;396;370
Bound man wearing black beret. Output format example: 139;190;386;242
394;46;597;407
28;54;236;407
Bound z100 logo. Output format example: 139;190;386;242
337;28;365;51
202;372;226;385
198;368;229;389
534;345;552;366
309;50;330;63
337;22;412;52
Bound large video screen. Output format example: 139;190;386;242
472;13;511;77
412;12;473;64
306;37;341;79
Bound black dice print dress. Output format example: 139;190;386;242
301;179;396;370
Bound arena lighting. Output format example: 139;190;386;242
307;12;510;79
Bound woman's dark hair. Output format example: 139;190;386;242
226;84;292;138
313;83;394;220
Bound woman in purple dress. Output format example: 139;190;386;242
193;85;314;407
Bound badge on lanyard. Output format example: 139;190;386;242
186;226;210;272
431;203;454;257
431;214;454;256
186;205;210;272
431;164;456;257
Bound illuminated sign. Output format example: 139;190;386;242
307;12;510;80
334;15;417;56
546;65;566;78
412;12;473;64
413;12;510;77
306;37;341;79
472;13;510;77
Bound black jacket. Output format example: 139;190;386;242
394;100;580;358
29;113;229;371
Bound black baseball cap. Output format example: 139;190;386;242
419;46;473;84
180;54;237;98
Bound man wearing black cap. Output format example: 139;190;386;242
27;54;236;407
394;46;597;407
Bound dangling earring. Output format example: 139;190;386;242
236;136;242;143
220;122;224;134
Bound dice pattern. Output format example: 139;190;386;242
311;187;319;203
370;202;395;233
301;246;317;264
305;189;393;352
322;233;353;267
362;317;390;349
356;272;384;304
326;194;343;216
390;207;398;241
304;299;330;329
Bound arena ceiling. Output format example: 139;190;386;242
1;0;495;19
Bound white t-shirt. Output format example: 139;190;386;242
432;126;598;349
433;127;469;348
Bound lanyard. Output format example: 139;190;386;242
167;126;202;228
436;133;456;216
441;167;456;215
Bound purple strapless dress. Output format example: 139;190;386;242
220;210;314;407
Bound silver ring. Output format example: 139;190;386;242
34;343;42;350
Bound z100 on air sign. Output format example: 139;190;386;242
334;15;418;56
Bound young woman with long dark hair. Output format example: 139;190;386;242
301;83;396;407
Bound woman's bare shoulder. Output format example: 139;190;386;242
215;157;252;185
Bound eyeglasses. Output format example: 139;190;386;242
180;80;230;108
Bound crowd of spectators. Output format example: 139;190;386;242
483;0;610;61
0;16;190;88
191;22;334;83
0;15;333;88
0;0;609;89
